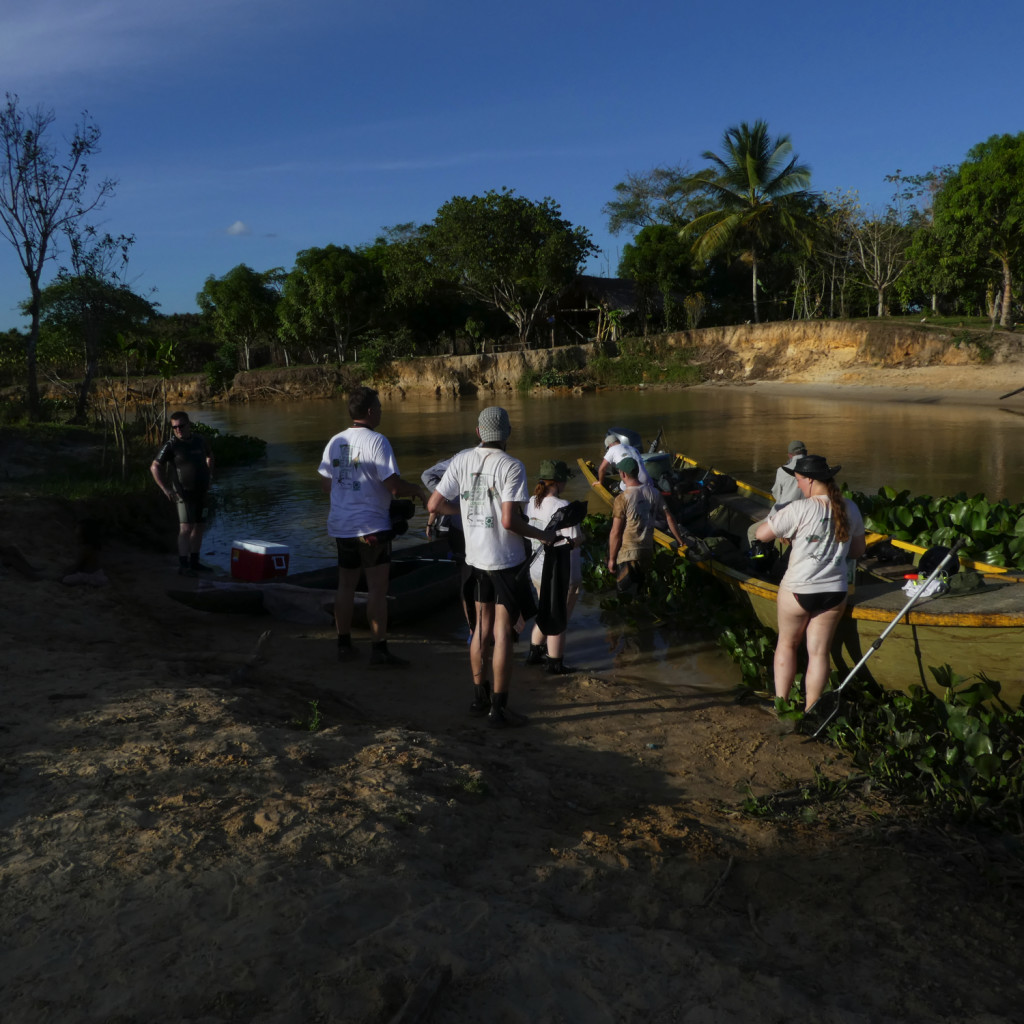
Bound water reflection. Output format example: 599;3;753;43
193;386;1024;694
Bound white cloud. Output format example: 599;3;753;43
226;221;251;236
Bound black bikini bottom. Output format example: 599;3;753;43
794;590;847;613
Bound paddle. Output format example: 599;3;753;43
809;537;968;738
998;383;1024;400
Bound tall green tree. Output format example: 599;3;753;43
37;231;156;421
930;134;1024;327
0;93;116;419
618;224;697;333
197;264;281;372
428;188;597;345
685;121;813;323
604;165;700;234
278;244;382;363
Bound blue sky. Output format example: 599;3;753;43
1;0;1021;331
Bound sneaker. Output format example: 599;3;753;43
337;644;358;662
177;565;197;578
191;562;215;573
369;648;409;668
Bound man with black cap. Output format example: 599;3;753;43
427;406;556;728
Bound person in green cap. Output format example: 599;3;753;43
607;456;684;593
525;459;583;674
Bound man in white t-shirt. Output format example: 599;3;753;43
318;386;428;666
427;406;556;728
596;433;651;492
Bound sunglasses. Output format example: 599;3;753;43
171;423;186;431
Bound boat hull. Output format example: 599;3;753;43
168;540;461;627
578;455;1024;703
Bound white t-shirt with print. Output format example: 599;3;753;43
436;446;529;571
769;495;864;593
318;426;399;538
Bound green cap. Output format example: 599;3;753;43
539;459;568;482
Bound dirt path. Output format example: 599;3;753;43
2;477;1023;1023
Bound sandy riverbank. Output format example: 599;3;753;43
2;379;1023;1022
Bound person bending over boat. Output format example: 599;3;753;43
607;457;684;593
427;407;557;728
754;454;866;711
525;459;583;675
596;434;650;492
318;386;429;666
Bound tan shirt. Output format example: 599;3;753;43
611;483;662;563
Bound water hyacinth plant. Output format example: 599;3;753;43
850;486;1024;569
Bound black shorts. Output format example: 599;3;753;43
175;490;207;525
336;532;393;571
794;590;847;613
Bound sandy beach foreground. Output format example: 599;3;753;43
2;379;1023;1023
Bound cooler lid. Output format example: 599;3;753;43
232;539;290;555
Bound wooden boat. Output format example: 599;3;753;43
167;540;461;627
579;455;1024;703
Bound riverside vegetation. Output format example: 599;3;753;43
579;514;1024;836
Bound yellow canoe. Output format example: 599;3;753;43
579;455;1024;703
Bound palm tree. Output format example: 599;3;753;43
684;121;813;323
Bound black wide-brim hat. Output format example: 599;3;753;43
782;454;841;481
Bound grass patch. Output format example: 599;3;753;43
585;335;701;388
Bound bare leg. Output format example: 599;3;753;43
802;600;846;709
186;523;204;555
773;588;810;700
490;602;514;694
334;567;362;635
362;563;390;642
177;523;191;559
471;600;495;687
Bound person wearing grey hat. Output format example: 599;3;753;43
755;453;866;711
772;440;808;508
747;440;808;548
427;407;557;727
318;386;431;666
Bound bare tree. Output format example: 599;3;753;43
851;211;912;317
0;93;116;419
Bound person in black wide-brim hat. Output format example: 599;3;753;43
754;454;867;711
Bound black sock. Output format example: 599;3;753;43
189;553;200;567
372;640;388;653
337;633;352;648
178;555;189;568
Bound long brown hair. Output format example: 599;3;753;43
824;478;851;543
533;480;555;508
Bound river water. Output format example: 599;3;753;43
193;386;1024;693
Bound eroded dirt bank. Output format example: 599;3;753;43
46;320;1024;407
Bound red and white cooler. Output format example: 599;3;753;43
230;540;290;581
